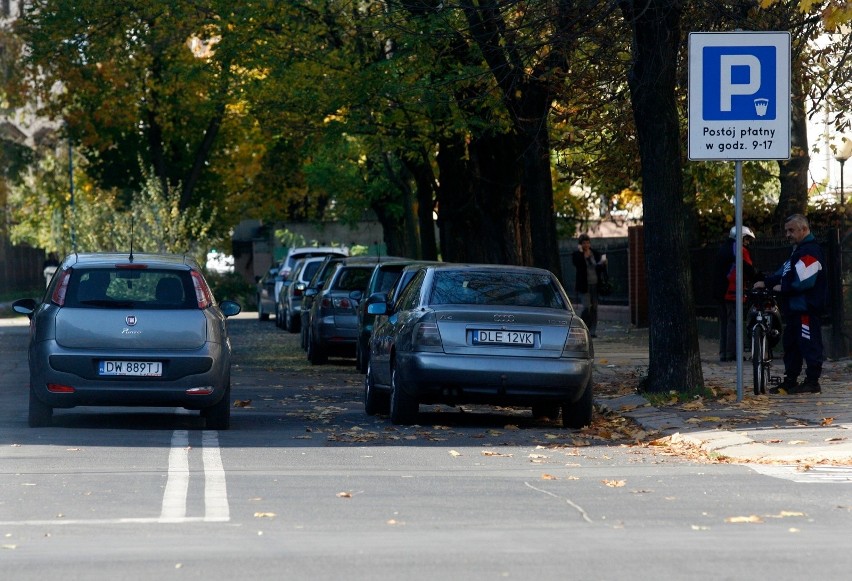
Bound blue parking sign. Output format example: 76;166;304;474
688;32;790;161
702;46;776;121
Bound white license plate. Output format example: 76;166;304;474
99;360;163;377
473;330;535;346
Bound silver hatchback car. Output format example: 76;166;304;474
13;252;241;429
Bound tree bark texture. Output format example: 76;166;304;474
620;0;704;393
773;69;810;233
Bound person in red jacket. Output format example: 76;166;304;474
719;226;758;362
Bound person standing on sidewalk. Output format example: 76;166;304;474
755;214;827;394
572;233;607;338
713;226;758;361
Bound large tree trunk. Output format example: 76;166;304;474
773;69;810;233
621;0;704;393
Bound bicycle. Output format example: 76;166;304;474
746;288;783;395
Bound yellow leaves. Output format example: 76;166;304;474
448;450;462;458
726;515;763;524
821;417;834;426
602;479;626;488
233;399;252;408
336;492;352;499
481;451;512;458
726;511;805;524
541;474;557;480
254;512;276;518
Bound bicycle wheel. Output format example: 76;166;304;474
751;325;768;395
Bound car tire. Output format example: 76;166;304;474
561;380;593;429
257;296;269;321
203;384;231;430
307;328;327;365
389;362;417;425
364;362;388;416
28;386;53;428
285;308;299;333
275;305;284;328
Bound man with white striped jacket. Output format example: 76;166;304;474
755;214;828;394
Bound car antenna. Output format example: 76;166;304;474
129;216;135;263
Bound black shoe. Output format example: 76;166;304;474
769;376;799;395
797;378;821;393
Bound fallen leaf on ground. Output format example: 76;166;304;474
541;474;557;480
449;450;462;457
233;400;252;408
481;451;512;457
336;492;352;498
825;437;846;442
821;417;835;426
602;479;626;488
254;512;276;518
725;515;763;523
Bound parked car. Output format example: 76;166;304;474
12;252;242;429
364;264;593;427
255;265;278;321
305;261;382;365
354;260;441;372
299;255;348;350
277;246;348;282
276;256;325;332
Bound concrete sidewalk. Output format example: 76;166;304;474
592;318;852;465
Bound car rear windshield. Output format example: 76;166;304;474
331;266;373;292
66;268;197;309
430;270;565;309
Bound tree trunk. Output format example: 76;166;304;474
621;0;704;393
773;69;810;233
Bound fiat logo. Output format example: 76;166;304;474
125;315;138;326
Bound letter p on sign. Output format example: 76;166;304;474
719;54;760;111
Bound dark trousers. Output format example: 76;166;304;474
578;284;599;335
782;312;824;381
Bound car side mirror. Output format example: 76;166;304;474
305;288;318;298
366;292;388;316
219;300;242;317
12;298;38;317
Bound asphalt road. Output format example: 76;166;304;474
1;313;851;580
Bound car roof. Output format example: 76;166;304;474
62;252;199;270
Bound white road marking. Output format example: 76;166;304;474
749;464;852;483
202;431;230;522
159;430;191;522
0;427;231;526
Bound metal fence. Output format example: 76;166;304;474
560;229;851;358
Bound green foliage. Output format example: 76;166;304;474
204;271;254;306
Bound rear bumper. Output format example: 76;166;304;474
29;342;231;409
395;352;592;405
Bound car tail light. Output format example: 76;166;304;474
115;263;148;270
332;297;356;310
191;271;213;309
47;383;75;393
562;323;591;357
413;314;443;351
51;270;72;306
294;287;303;298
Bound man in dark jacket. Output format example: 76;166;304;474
571;233;607;337
755;214;827;394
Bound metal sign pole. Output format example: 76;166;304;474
734;161;744;401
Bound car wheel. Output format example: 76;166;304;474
561;380;593;429
257;296;269;321
307;328;327;365
203;384;231;430
28;386;53;428
285;308;299;333
389;362;417;425
275;305;284;328
531;404;560;420
364;362;389;416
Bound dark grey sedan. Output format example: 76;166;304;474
365;264;594;428
12;252;241;429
